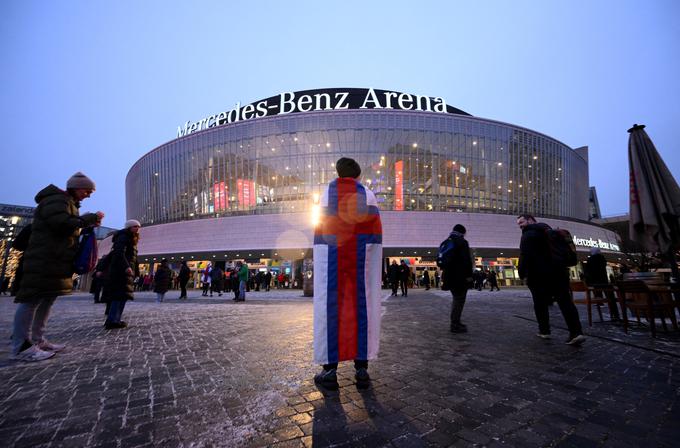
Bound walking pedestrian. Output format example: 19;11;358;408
584;247;620;320
313;157;383;390
422;268;431;290
387;260;399;296
210;264;224;297
398;260;409;297
178;261;190;299
91;254;111;303
104;220;140;329
201;264;212;296
236;261;248;301
438;224;473;333
517;214;585;345
488;270;500;291
153;259;172;302
230;268;240;300
11;172;103;361
264;270;272;291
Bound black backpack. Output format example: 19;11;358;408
545;227;578;268
436;237;456;270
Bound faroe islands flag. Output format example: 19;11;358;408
313;177;383;364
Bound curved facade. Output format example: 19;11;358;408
117;88;621;286
127;108;588;225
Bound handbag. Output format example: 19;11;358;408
74;227;98;274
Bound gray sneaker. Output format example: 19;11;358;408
566;334;586;345
314;368;339;390
10;345;55;362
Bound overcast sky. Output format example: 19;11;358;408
2;0;678;227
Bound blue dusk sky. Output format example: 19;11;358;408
1;0;679;228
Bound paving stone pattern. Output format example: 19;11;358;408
0;287;679;447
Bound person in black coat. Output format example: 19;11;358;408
584;247;620;319
105;220;140;329
488;270;500;291
264;271;272;291
153;259;172;302
518;214;584;344
178;261;190;299
387;260;400;296
422;268;431;290
210;265;224;297
441;224;473;333
398;260;410;297
91;254;111;303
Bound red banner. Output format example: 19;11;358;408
237;179;256;207
213;181;228;211
394;160;404;211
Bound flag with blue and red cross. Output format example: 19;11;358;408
313;177;383;365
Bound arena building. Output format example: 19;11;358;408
110;88;622;286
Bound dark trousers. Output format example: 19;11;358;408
324;360;368;370
529;274;583;336
399;279;408;296
179;280;188;298
593;288;620;318
450;287;468;325
390;280;398;295
107;300;126;324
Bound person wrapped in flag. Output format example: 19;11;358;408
313;157;383;390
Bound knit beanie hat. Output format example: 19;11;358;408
336;157;361;178
66;172;96;190
124;219;141;229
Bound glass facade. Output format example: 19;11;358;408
127;110;588;225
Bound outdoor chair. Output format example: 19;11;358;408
570;280;610;326
616;280;678;338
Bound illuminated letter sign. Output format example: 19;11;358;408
176;88;469;138
572;235;621;252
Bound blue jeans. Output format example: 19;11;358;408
107;300;126;323
12;297;56;355
239;280;246;300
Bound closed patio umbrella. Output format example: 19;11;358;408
628;124;680;281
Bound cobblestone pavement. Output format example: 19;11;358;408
0;287;679;447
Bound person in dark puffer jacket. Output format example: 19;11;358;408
517;214;585;345
11;173;103;362
153;259;172;302
441;224;474;333
105;220;141;329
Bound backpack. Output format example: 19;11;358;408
436;237;456;270
74;227;99;274
545;227;577;268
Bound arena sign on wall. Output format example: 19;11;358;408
573;235;621;252
176;88;470;138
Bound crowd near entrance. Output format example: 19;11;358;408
130;258;307;295
69;252;628;297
